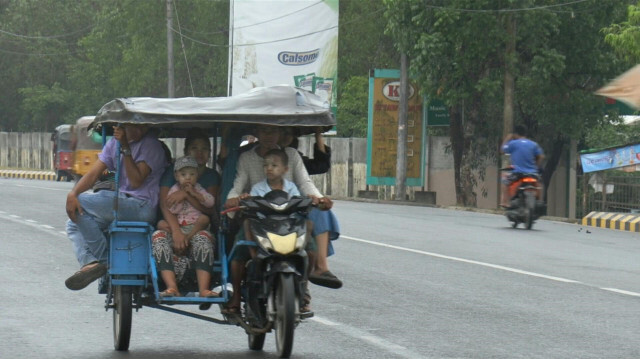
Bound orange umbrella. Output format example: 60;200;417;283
596;64;640;109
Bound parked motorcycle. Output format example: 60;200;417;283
503;171;545;229
225;190;313;358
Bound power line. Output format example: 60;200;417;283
0;24;155;57
178;0;323;36
172;24;337;48
173;0;195;96
233;0;323;30
0;2;132;40
421;0;594;13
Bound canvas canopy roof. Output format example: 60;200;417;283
76;116;95;127
595;64;640;110
92;86;335;134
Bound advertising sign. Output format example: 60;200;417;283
229;0;338;115
580;143;640;173
366;69;426;186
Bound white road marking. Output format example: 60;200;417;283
41;224;54;229
601;288;640;297
59;231;67;235
311;316;426;359
14;184;68;191
25;219;37;223
342;235;580;284
0;213;65;238
9;214;20;218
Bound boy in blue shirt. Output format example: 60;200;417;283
246;148;300;198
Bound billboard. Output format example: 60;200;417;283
366;69;426;186
580;143;640;173
229;0;338;115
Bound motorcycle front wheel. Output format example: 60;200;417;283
274;273;295;358
248;332;266;351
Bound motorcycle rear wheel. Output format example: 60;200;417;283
525;192;536;230
274;273;295;358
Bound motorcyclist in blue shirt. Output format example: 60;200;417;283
500;125;545;208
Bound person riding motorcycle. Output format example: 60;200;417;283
500;125;545;208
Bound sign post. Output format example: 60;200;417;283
366;69;426;186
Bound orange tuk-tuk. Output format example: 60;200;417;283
71;116;103;179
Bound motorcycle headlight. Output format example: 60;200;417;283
254;234;274;251
255;232;305;255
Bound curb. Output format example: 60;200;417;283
581;211;640;233
0;169;56;181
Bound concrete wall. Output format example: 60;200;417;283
1;132;576;217
421;136;575;217
0;132;52;170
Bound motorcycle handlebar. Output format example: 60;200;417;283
221;206;245;215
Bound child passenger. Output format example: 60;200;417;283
245;148;300;198
153;155;217;298
157;156;214;239
241;149;301;257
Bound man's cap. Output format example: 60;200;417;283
174;156;198;172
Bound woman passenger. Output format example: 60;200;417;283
223;125;333;314
279;127;342;289
151;129;221;297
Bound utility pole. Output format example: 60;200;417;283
503;13;516;142
167;0;175;98
500;13;516;206
395;52;409;200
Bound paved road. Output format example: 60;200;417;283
1;178;640;358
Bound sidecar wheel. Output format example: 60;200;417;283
113;285;132;351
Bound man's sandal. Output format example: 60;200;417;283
65;262;107;291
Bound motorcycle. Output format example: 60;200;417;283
224;190;313;358
503;170;545;229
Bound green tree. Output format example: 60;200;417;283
337;75;368;137
337;0;397;137
0;0;102;129
0;0;229;131
18;83;70;132
384;0;628;206
603;2;640;64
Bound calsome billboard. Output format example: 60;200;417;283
229;0;338;115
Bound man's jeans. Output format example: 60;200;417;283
66;190;156;267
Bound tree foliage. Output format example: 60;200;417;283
337;75;369;137
0;0;395;136
384;0;629;206
336;0;398;137
0;0;228;131
603;2;640;64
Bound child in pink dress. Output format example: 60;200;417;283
157;156;214;245
153;156;217;298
